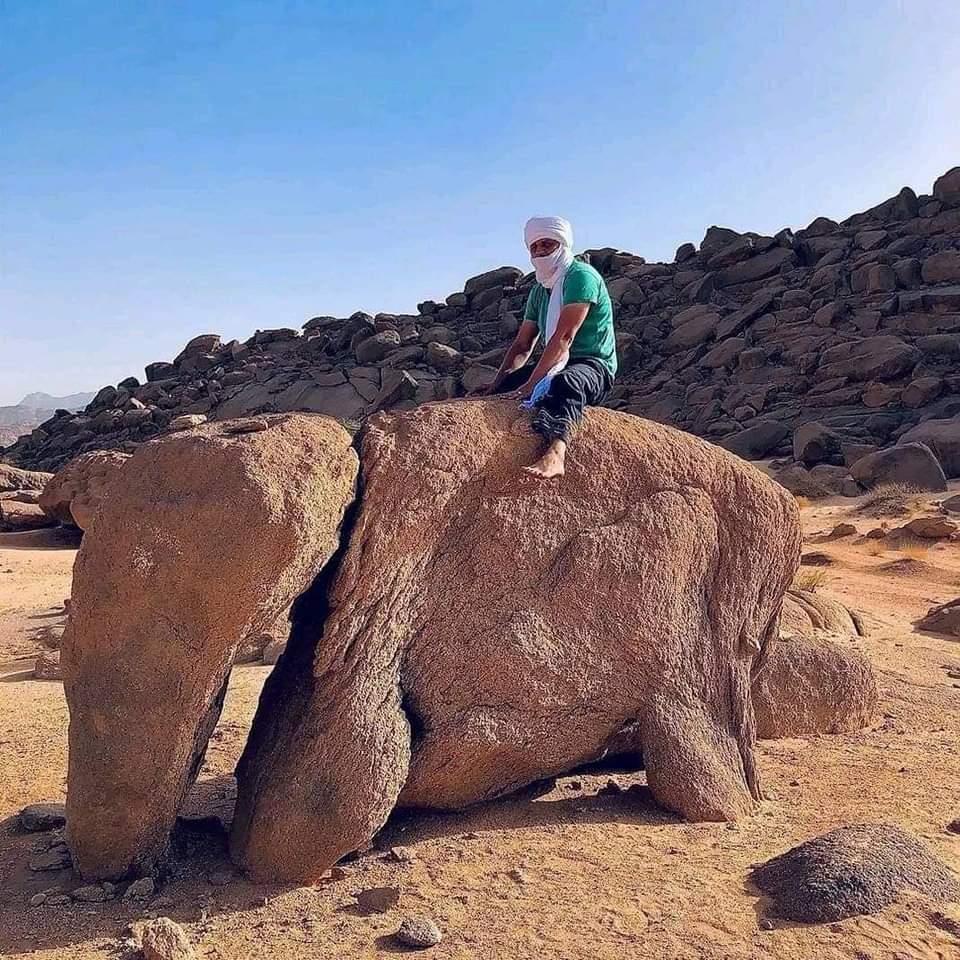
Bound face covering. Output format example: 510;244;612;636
531;245;574;288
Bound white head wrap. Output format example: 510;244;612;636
523;215;573;253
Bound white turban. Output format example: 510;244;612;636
523;216;573;251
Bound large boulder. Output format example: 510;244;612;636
752;634;877;739
933;167;960;205
39;451;132;530
463;266;523;297
850;442;947;491
720;421;789;460
916;597;960;637
921;250;960;284
781;588;864;637
0;463;52;493
0;500;58;532
793;421;842;466
752;824;960;922
63;414;358;879
818;336;920;383
898;418;960;477
230;400;802;882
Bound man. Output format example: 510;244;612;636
477;216;617;478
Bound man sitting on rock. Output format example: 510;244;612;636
476;216;617;478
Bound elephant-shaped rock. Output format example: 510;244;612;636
230;400;803;882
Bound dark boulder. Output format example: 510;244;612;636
849;442;947;491
751;824;960;922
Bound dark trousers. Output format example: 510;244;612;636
493;357;613;442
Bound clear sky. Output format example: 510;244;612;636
2;1;959;405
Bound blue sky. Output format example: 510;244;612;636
2;0;959;404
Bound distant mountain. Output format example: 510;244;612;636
0;390;95;449
16;391;96;411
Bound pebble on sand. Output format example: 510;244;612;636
396;916;443;949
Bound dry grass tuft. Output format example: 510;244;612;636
793;568;829;592
864;540;886;557
898;538;931;561
794;495;811;509
856;482;923;519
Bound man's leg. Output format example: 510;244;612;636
523;359;612;479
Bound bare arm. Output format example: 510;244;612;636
516;302;589;394
473;320;540;394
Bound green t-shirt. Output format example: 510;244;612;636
522;260;617;377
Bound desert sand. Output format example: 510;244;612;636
1;491;959;960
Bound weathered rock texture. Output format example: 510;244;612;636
0;463;52;492
6;167;960;494
781;588;866;637
752;635;878;739
63;414;358;879
230;399;802;882
752;824;960;922
916;597;960;636
39;450;131;529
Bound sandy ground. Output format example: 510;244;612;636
1;490;960;960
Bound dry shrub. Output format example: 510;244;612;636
793;568;829;592
864;540;886;557
898;538;930;561
856;482;923;519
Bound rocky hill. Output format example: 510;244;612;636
0;392;95;448
4;167;960;480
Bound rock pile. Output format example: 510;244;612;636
3;168;960;491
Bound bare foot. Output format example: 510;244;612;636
522;443;566;479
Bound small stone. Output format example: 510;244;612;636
946;818;960;835
356;886;400;914
903;516;958;539
18;802;67;832
507;868;527;884
223;417;269;434
830;523;857;538
33;651;63;680
29;893;47;906
599;779;623;796
140;917;197;960
327;866;348;881
28;845;72;872
396;916;443;949
124;877;156;900
168;414;208;432
389;845;417;864
758;918;775;931
46;894;71;906
72;883;109;903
